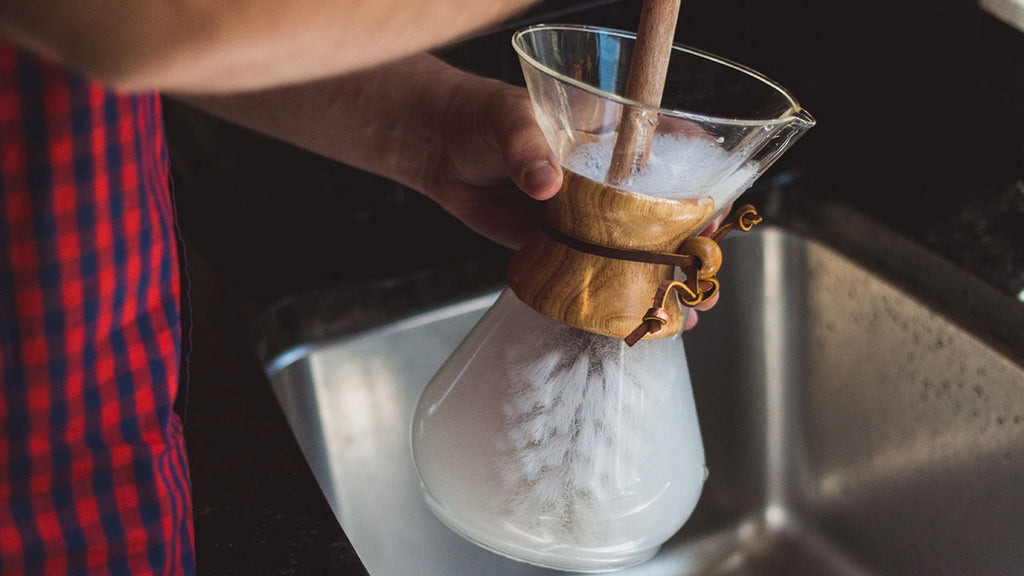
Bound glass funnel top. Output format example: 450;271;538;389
512;23;809;126
512;24;815;208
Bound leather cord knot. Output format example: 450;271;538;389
711;204;763;241
624;204;762;346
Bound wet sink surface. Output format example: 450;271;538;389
264;227;1024;576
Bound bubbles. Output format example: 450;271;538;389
564;132;760;206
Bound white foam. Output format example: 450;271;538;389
564;133;760;206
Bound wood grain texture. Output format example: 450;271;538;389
606;0;682;185
508;169;714;339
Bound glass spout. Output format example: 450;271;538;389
750;107;817;173
792;107;817;127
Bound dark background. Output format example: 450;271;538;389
165;0;1024;306
160;0;1024;572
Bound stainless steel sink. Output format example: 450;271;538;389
263;226;1024;576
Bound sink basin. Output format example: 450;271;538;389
262;225;1024;576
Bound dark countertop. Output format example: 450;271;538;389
178;245;369;575
171;172;1023;576
161;1;1024;573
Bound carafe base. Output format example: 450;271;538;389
421;485;662;573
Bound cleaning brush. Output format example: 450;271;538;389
499;320;669;543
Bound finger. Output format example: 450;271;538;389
441;181;543;250
700;202;733;237
694;290;720;312
486;88;562;201
472;186;543;250
684;309;699;331
519;159;562;201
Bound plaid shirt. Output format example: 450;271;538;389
0;44;195;574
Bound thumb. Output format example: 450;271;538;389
486;87;562;201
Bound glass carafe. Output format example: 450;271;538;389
411;24;815;573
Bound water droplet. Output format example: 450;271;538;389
716;136;725;144
702;465;710;482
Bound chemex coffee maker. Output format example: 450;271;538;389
411;1;815;571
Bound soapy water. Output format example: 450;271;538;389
413;291;706;570
412;132;748;571
564;132;760;206
499;320;679;544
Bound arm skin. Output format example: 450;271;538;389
0;0;717;325
0;0;539;92
179;54;718;328
177;53;563;249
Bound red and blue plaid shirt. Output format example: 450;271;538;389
0;43;195;574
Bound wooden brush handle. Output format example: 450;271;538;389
508;2;690;338
606;0;682;185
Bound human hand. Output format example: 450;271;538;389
421;73;728;331
421;78;562;250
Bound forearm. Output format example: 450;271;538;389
178;54;494;193
0;0;537;92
